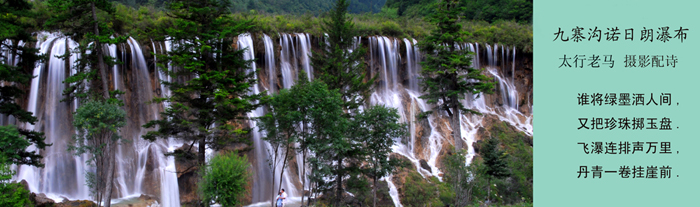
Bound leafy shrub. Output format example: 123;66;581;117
400;172;442;207
380;20;403;36
199;152;251;207
0;156;33;207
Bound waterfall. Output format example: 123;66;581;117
297;33;313;81
22;37;90;200
10;32;531;207
263;34;276;93
512;46;516;100
15;33;54;193
279;34;296;88
385;177;402;207
403;38;420;92
10;35;183;206
152;39;182;207
105;42;134;198
242;33;299;205
483;43;532;135
247;33;273;203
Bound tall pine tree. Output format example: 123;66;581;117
311;0;375;111
352;105;407;207
482;136;510;202
45;0;126;101
303;80;349;207
0;0;50;168
308;0;377;205
141;0;263;180
418;0;495;150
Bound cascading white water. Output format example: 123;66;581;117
12;32;531;207
374;37;389;92
403;38;420;92
263;34;276;93
246;32;273;204
369;36;532;206
14;33;59;193
481;43;531;134
369;36;414;207
385;177;402;207
122;37;181;207
296;33;313;81
151;39;182;207
242;33;299;205
25;37;90;200
12;34;183;206
402;38;416;154
279;34;296;89
512;46;516;101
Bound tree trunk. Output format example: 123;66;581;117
91;2;110;100
373;175;377;207
278;142;291;193
335;157;343;207
487;178;491;203
198;136;206;207
270;144;279;207
198;135;206;165
301;148;307;206
94;138;103;207
301;120;307;207
103;137;116;207
451;101;463;151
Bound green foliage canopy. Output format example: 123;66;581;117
311;0;375;111
418;0;495;150
70;100;126;165
0;0;50;167
142;0;264;167
0;155;33;207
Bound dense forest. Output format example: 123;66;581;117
111;0;388;14
110;0;532;22
42;0;533;52
385;0;532;22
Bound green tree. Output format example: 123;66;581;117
418;0;494;151
489;122;532;203
258;85;300;206
46;2;127;206
141;0;263;192
45;0;126;101
288;75;315;206
0;0;50;167
0;126;33;167
352;105;407;207
461;0;533;23
300;80;351;206
481;136;509;202
227;0;384;15
345;171;371;205
199;152;251;207
311;0;374;111
308;1;378;205
70;100;126;207
443;148;481;206
0;155;32;207
260;75;330;206
384;0;437;17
